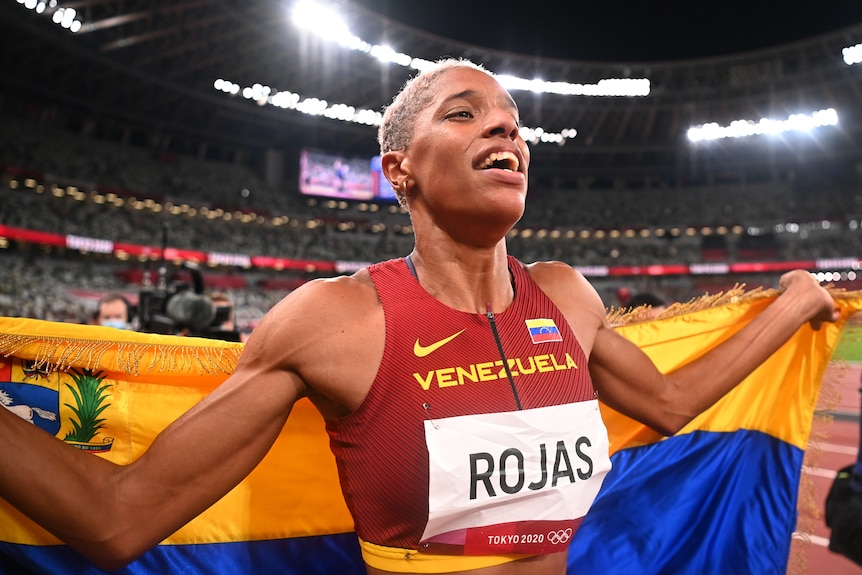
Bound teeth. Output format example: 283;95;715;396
479;151;519;172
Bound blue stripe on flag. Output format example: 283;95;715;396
0;432;805;575
567;429;802;575
0;533;365;575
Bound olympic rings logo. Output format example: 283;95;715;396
547;528;573;545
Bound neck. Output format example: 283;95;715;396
406;247;514;314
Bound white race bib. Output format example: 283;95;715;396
420;401;611;554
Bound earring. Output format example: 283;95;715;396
402;180;409;193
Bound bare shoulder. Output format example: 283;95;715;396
265;270;379;323
523;260;584;285
522;260;604;310
237;269;384;413
522;260;608;355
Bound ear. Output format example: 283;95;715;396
380;150;408;190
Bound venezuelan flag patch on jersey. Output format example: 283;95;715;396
525;318;563;344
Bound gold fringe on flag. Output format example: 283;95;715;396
607;283;768;326
0;318;243;378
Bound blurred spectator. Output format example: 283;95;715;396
616;286;632;308
94;292;135;330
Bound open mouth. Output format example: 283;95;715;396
477;151;520;172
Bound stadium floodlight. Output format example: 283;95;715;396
519;126;577;145
17;0;82;32
687;108;838;142
291;0;351;42
369;45;412;67
214;76;574;144
843;43;862;65
289;0;650;98
495;74;650;97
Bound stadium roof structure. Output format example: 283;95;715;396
3;0;862;188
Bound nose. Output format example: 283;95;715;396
485;109;520;140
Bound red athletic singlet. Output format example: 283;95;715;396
325;256;599;552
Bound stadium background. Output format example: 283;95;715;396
3;0;862;330
2;1;862;574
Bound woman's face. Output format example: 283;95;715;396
401;67;531;240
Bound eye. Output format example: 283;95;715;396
445;109;474;120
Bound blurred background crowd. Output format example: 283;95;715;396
3;1;862;340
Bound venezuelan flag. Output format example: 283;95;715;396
0;319;363;574
567;288;862;575
0;286;859;574
525;318;563;344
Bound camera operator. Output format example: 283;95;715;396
137;263;242;342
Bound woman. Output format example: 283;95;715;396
0;59;838;575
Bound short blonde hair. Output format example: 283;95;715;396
378;58;491;154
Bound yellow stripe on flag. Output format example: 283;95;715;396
0;318;353;546
603;290;862;454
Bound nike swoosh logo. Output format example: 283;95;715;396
414;329;465;357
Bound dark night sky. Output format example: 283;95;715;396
353;0;862;62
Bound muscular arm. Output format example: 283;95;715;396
0;350;298;568
0;274;382;570
530;263;838;436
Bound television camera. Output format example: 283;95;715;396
137;261;241;342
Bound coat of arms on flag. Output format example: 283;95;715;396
0;358;114;452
